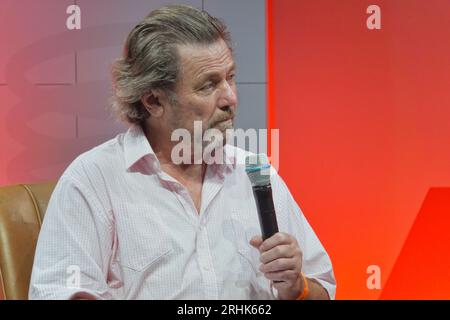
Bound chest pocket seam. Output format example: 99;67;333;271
115;203;174;272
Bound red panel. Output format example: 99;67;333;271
381;188;450;299
268;0;450;299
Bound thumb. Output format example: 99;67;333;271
249;235;263;249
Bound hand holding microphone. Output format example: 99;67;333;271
245;154;305;298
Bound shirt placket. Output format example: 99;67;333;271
157;166;225;299
195;222;219;299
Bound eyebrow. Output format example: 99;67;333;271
195;63;236;83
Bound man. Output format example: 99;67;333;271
29;5;335;300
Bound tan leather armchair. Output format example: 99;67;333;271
0;182;56;300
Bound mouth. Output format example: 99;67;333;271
216;117;233;128
219;115;234;124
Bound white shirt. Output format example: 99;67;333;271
29;125;336;300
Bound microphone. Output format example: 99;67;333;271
245;154;279;241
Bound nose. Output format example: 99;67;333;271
218;80;238;111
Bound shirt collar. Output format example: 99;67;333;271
222;144;237;170
123;124;159;172
123;124;237;174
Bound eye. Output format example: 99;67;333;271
200;81;216;91
228;73;236;81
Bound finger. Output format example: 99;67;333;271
260;232;293;252
264;270;299;282
260;244;294;264
249;235;263;249
272;277;298;291
259;258;297;273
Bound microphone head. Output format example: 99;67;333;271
245;154;271;187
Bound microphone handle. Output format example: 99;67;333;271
252;184;279;241
252;184;284;284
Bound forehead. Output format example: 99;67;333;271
176;40;234;80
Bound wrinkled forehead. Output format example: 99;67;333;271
176;39;235;83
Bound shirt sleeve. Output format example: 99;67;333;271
28;173;115;300
271;171;337;299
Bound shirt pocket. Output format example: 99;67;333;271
228;202;261;268
115;204;174;273
228;202;275;297
119;243;173;273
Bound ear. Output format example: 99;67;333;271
141;90;166;118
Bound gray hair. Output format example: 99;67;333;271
110;5;232;126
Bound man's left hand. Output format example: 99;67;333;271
250;232;304;300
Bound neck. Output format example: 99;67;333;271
143;123;207;182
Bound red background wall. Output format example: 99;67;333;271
267;0;450;299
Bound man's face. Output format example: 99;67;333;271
164;39;238;139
